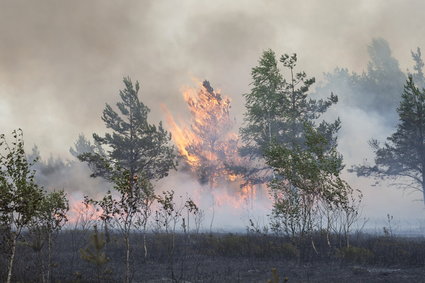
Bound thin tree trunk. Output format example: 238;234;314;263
422;178;425;206
39;250;45;283
171;229;176;281
209;182;215;233
47;232;52;282
125;234;130;283
421;153;425;205
6;236;17;283
209;200;215;233
143;224;148;260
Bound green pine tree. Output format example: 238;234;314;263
353;75;425;205
238;50;339;184
79;77;174;283
80;225;109;282
79;77;177;181
238;49;285;184
239;50;354;238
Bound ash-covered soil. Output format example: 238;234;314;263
2;231;425;282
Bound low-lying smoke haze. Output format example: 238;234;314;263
1;0;425;231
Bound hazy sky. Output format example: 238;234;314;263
1;0;425;229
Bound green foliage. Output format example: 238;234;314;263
79;77;177;181
411;48;425;88
0;129;45;283
80;225;110;282
31;190;69;234
244;51;357;239
353;73;425;203
80;225;109;265
238;49;338;184
154;190;198;234
85;169;156;283
27;190;69;282
152;190;199;281
78;77;177;282
0;129;44;229
267;125;352;209
86;170;155;228
240;49;284;160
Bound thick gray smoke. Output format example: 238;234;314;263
316;38;406;125
314;39;425;232
28;144;110;198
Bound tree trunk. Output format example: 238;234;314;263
421;160;425;206
143;223;148;260
209;200;215;233
125;235;130;283
422;176;425;206
6;236;17;283
209;182;215;233
47;232;52;282
39;250;46;283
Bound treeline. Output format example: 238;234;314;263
2;38;425;282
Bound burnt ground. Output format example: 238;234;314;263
143;260;425;283
136;257;425;283
1;231;425;282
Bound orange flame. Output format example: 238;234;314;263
163;80;260;207
162;105;199;165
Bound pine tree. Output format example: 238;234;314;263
238;49;285;184
239;50;338;184
80;225;109;282
79;77;177;181
79;77;174;283
184;80;238;186
411;48;425;89
240;50;354;238
354;75;425;205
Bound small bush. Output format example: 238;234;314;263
337;246;374;264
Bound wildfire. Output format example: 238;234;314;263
163;80;259;207
66;195;102;226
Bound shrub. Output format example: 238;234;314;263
337;246;374;264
